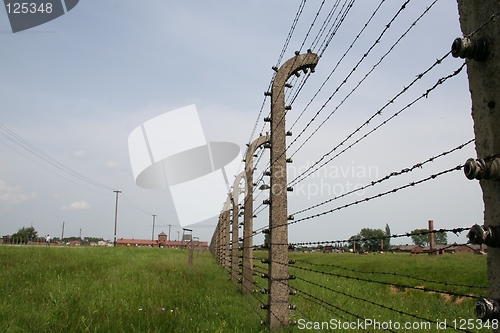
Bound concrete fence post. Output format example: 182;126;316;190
213;224;218;258
232;171;245;282
456;1;500;328
188;240;194;269
222;194;232;269
217;218;222;264
267;51;318;330
242;134;270;293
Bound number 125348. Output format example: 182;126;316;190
6;3;53;14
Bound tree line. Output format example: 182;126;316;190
4;226;104;244
348;224;447;252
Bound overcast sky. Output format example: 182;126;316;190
0;0;483;246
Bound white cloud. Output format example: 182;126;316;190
73;150;87;157
0;179;36;206
61;201;90;210
105;161;120;169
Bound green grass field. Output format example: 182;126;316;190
283;252;490;332
0;246;265;333
0;246;491;332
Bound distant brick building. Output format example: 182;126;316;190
115;231;208;250
445;244;487;254
422;244;448;255
391;245;424;254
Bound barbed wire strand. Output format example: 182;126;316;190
289;62;465;187
291;260;482;300
286;0;415;160
248;164;464;239
290;227;471;246
245;0;307;154
292;276;475;333
294;258;488;290
292;138;474;216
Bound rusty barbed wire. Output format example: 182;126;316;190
299;0;327;54
293;258;488;289
316;0;357;58
245;163;465;241
247;268;294;331
287;0;429;162
292;276;476;333
263;164;464;239
244;0;306;156
291;262;483;300
289;227;471;247
292;138;474;216
287;0;386;116
295;289;381;333
467;10;500;37
289;60;464;187
267;0;415;172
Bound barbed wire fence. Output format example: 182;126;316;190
209;0;500;331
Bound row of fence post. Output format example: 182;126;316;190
1;237;49;245
210;3;500;326
209;51;319;331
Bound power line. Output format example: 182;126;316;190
0;123;114;191
0;136;111;196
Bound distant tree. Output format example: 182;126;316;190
349;228;386;252
410;228;447;247
11;227;38;242
86;237;104;243
384;224;391;251
264;233;271;247
348;234;360;251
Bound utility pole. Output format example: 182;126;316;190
113;190;121;247
152;215;157;245
267;51;318;331
61;221;65;242
456;1;500;327
428;220;435;255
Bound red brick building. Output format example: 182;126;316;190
116;231;208;250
